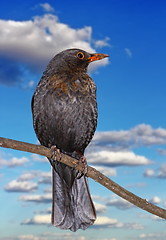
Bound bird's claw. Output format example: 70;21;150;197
76;155;88;179
50;145;62;164
80;155;88;174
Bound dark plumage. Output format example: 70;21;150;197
31;48;109;231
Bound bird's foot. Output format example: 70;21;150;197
76;154;88;178
80;155;88;174
50;145;62;166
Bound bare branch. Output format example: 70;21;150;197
0;136;166;219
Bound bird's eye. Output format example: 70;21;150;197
76;52;85;59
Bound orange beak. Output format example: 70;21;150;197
87;53;109;62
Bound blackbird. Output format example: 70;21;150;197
31;48;109;231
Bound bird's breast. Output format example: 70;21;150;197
32;74;97;153
48;74;96;96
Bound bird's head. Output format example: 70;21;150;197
47;48;109;75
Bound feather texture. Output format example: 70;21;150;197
51;164;96;231
31;49;108;231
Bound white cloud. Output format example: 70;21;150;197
41;232;88;240
92;124;166;149
94;216;143;230
86;150;151;167
94;202;107;213
94;37;110;48
0;157;28;168
150;215;164;221
92;195;108;203
106;198;134;210
0;14;109;71
148;196;161;205
139;232;166;239
21;214;51;225
19;193;52;203
22;213;118;228
92;165;117;176
38;172;51;184
18;172;37;181
31;154;48;162
18;170;51;184
18;235;41;240
5;180;38;192
138;212;164;222
144;168;155;177
126;222;144;230
0;233;89;240
23;80;35;89
124;48;132;57
157;164;166;178
94;216;118;228
144;164;166;179
35;207;51;214
39;3;55;12
21;211;143;232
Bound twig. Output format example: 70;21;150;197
0;136;166;219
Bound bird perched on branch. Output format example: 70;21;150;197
31;48;109;231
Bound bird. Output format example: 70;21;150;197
31;48;109;231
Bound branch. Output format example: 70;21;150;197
0;136;166;220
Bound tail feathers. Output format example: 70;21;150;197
51;168;96;231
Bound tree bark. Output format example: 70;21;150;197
0;136;166;220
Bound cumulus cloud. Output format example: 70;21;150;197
18;170;51;184
0;13;109;86
86;150;151;167
94;37;110;48
21;212;143;231
92;165;117;176
144;168;155;177
0;156;28;168
0;235;41;240
94;202;107;214
21;214;51;225
0;233;89;240
19;193;52;203
148;196;161;205
144;164;166;179
22;214;118;228
31;154;48;162
139;232;166;239
92;124;166;150
4;180;38;192
38;176;51;184
157;164;166;178
18;172;37;181
35;207;51;214
85;124;166;167
0;14;93;66
94;216;119;228
19;194;107;213
93;216;143;230
106;198;134;210
39;3;55;12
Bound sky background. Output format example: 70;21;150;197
0;0;166;240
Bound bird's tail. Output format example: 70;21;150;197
51;165;96;232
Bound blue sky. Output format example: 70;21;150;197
0;1;166;240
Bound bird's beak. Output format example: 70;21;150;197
87;53;109;62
